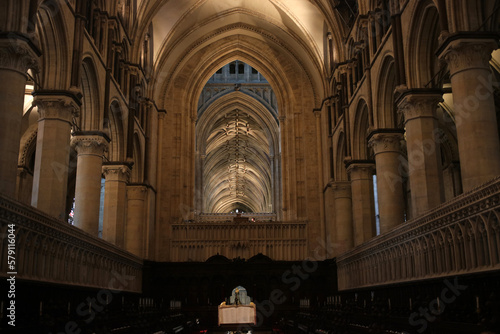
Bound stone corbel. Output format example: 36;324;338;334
17;165;32;177
347;60;357;69
358;17;369;29
372;8;383;20
338;63;350;74
112;42;123;54
108;18;118;29
335;81;343;93
158;109;167;120
353;41;366;52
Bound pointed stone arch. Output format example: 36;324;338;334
154;32;320;245
406;0;441;89
108;99;127;161
36;0;72;90
80;56;102;131
352;98;371;160
131;131;144;183
374;55;397;129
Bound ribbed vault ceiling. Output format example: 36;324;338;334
197;88;279;213
134;0;347;106
143;0;334;63
204;109;271;213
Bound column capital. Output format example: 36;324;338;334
139;98;152;111
347;61;356;69
102;163;131;182
279;115;286;123
71;131;110;156
396;89;443;123
338;63;350;74
0;34;40;74
437;33;499;77
368;130;403;155
32;91;81;123
17;165;32;177
158;109;167;120
346;161;375;180
127;184;148;200
329;181;352;199
313;109;321;118
373;9;386;20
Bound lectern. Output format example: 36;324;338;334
218;286;256;326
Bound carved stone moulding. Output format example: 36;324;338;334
437;32;499;77
345;160;375;179
367;129;404;155
102;162;132;182
127;184;148;200
396;88;443;123
71;131;110;156
329;180;352;199
32;90;82;123
0;32;41;74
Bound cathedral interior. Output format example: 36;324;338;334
1;0;500;333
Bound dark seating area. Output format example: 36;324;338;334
3;260;499;334
10;305;203;334
274;271;500;334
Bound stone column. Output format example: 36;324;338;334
438;34;500;191
31;93;79;220
16;167;32;204
155;109;167;260
397;90;444;217
0;36;39;196
71;132;109;236
331;181;353;254
314;110;326;247
279;115;291;221
126;184;147;257
346;162;376;246
102;163;131;247
373;12;382;47
368;131;405;233
324;185;336;256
